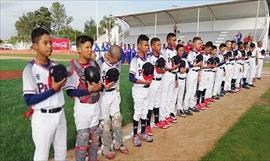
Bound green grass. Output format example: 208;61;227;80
0;59;133;161
264;62;270;68
201;89;270;161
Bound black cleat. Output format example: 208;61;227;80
176;110;187;117
184;110;193;116
189;107;200;112
248;84;256;87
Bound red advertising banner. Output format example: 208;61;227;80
52;38;70;50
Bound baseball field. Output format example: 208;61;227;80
0;52;270;161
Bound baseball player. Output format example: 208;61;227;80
212;43;226;98
147;37;168;131
234;42;245;91
65;35;103;161
23;27;67;161
129;34;153;147
196;42;213;110
184;36;203;114
247;42;257;87
224;40;234;93
207;45;219;99
256;41;265;80
97;45;129;159
242;42;251;88
159;33;179;125
174;44;190;117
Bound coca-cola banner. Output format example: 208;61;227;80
52;38;70;50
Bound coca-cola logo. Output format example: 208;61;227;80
53;42;68;48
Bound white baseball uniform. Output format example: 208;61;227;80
148;53;164;111
173;58;189;111
224;51;234;91
243;50;250;79
184;51;201;109
256;47;265;78
212;53;225;96
65;60;100;130
22;59;67;161
130;55;151;121
160;47;177;120
247;50;257;85
98;57;121;119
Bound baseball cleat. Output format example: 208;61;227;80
166;117;177;123
184;110;193;116
141;133;153;142
153;121;168;129
102;150;116;160
189;107;200;112
133;134;141;147
145;126;153;136
176;110;187;117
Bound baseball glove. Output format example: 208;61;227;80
106;68;119;84
49;64;68;82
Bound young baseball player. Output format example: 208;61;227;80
196;42;213;110
256;41;265;79
242;42;251;89
22;27;67;161
65;35;102;161
97;45;129;159
234;42;245;91
160;33;179;125
247;42;257;87
147;37;168;131
129;34;153;147
184;37;203;114
212;43;226;98
224;40;234;93
174;44;189;117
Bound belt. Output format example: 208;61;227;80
212;71;216;73
41;107;63;113
169;71;177;74
245;62;250;64
237;62;243;65
230;63;235;65
258;58;264;59
105;88;116;92
251;56;255;58
219;67;225;69
178;77;186;80
143;85;150;88
153;78;162;81
191;69;199;72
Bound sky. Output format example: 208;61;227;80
0;0;227;40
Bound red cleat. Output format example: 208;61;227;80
166;117;177;123
153;121;168;129
196;103;205;110
145;126;153;136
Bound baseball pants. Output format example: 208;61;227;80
248;58;256;84
256;58;264;78
184;70;199;109
212;67;224;96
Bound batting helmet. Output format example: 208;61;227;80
172;55;181;65
84;66;100;84
179;59;186;68
155;57;166;69
142;62;154;81
105;68;119;84
196;54;203;63
261;49;265;55
49;64;67;82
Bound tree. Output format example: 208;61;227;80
98;16;116;35
15;7;52;41
84;18;97;40
51;2;73;33
0;39;3;44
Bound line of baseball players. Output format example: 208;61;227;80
23;27;129;161
22;27;266;161
128;33;266;147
